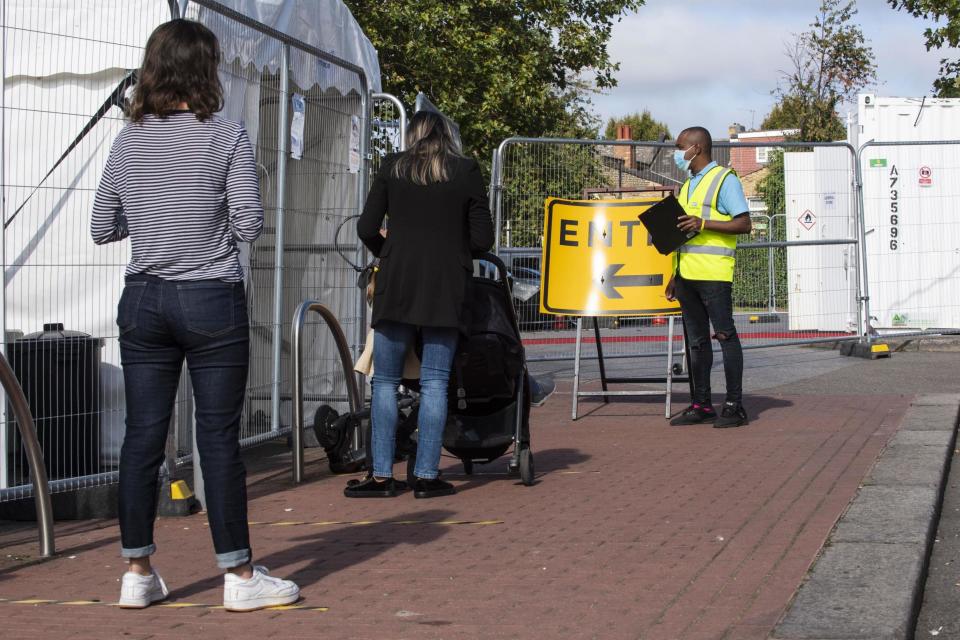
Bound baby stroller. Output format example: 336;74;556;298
313;252;534;486
313;253;534;486
404;252;534;485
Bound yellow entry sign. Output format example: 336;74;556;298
539;198;680;317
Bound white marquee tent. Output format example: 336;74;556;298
2;0;381;481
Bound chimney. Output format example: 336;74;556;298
614;124;635;170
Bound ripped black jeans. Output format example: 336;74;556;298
674;276;743;406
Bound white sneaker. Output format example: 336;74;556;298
223;565;300;612
118;570;169;608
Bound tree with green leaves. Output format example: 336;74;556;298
603;110;671;140
888;1;960;97
766;0;876;141
760;94;844;139
342;0;644;167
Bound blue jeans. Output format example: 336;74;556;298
371;321;459;480
674;276;743;406
117;275;251;569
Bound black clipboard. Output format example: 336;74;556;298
638;194;698;255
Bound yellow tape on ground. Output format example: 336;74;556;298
204;519;504;528
242;519;505;528
1;599;326;612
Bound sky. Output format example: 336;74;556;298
591;0;959;140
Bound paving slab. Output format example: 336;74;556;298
864;444;951;487
773;542;924;640
831;485;938;544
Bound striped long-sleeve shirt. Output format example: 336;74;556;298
91;111;263;281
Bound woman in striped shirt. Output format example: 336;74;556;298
91;19;298;612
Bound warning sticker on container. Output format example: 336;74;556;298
919;166;932;187
799;210;816;231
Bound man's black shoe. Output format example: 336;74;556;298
670;404;717;426
714;402;749;429
343;476;404;498
412;477;456;499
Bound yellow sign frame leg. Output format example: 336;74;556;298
571;315;687;421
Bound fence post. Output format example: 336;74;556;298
853;143;874;342
0;1;7;490
491;142;507;254
352;88;372;404
268;44;291;433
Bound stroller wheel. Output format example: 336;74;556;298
462;459;474;475
519;448;534;486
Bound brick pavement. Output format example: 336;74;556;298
0;389;910;640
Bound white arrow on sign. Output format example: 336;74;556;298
599;264;664;299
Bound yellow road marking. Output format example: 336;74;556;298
247;519;504;527
2;599;326;612
12;599;56;605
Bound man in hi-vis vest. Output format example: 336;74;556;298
666;126;751;428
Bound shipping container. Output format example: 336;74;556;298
852;94;960;331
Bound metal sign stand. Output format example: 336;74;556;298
571;315;691;421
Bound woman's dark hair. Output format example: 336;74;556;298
129;19;223;122
392;111;464;185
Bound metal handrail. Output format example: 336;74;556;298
372;93;408;151
291;301;361;483
0;353;54;556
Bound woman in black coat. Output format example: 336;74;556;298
347;111;494;499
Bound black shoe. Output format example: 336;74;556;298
346;473;408;490
670;404;717;426
529;376;556;407
413;477;456;499
714;402;749;429
343;476;404;498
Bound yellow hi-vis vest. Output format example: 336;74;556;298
676;164;738;282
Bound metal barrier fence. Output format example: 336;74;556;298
855;140;960;339
1;1;177;498
490;138;867;362
1;1;376;500
184;0;371;455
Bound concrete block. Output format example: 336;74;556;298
911;393;960;407
899;404;960;431
773;542;924;640
864;444;950;487
887;429;953;447
831;485;938;544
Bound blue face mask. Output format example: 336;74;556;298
673;146;697;173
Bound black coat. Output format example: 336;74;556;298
358;153;495;331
